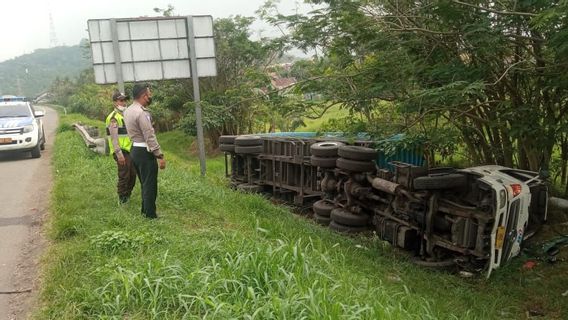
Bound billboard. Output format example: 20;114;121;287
87;16;216;84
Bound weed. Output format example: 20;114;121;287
36;113;568;320
90;230;162;253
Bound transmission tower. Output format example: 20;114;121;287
49;11;58;47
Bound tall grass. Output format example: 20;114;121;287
36;113;568;319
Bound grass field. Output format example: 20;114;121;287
295;105;349;132
35;113;568;319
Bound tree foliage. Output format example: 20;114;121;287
262;0;568;176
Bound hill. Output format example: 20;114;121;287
0;42;90;98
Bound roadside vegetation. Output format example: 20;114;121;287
47;1;568;195
36;113;568;319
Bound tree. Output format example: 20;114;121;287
261;0;568;174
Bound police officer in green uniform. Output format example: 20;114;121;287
106;90;136;204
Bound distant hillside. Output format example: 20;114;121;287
0;43;91;98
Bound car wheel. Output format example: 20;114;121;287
336;158;376;172
40;129;46;150
413;173;467;190
330;208;371;227
310;156;337;168
310;141;345;157
338;145;378;161
31;144;41;158
312;199;335;217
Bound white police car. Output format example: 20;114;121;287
0;96;46;158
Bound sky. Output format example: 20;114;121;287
0;0;312;63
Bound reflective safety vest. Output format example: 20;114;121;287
105;110;132;155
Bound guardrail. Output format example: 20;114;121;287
73;123;108;155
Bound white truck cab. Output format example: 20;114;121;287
460;166;548;277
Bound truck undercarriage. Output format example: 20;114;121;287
220;134;548;276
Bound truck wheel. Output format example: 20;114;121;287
336;158;375;172
329;221;371;233
310;156;337;168
235;135;262;146
413;173;467;190
338;145;377;161
411;256;456;268
237;183;261;193
219;135;237;144
235;145;263;154
313;199;334;217
31;144;41;158
219;144;235;152
310;141;345;157
314;214;331;226
330;208;371;227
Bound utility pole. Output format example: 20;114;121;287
48;5;58;47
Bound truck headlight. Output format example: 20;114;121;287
22;124;34;133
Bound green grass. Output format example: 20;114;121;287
296;105;348;132
36;113;568;319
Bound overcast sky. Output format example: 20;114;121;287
0;0;311;63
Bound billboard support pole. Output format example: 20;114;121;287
187;16;207;176
110;19;125;93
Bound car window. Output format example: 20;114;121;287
0;103;32;118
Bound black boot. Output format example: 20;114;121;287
119;195;130;204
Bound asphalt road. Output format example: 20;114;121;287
0;106;57;320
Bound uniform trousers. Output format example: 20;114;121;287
130;146;158;218
113;150;137;200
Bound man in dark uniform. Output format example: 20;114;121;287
123;84;166;219
106;90;136;204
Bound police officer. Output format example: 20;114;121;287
124;84;166;219
106;90;136;204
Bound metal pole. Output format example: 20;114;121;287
187;16;207;176
110;19;125;93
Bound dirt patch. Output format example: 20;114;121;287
7;212;48;320
2;107;56;320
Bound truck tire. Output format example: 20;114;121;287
310;141;345;157
413;173;467;190
336;158;375;173
411;256;455;268
330;208;371;227
235;135;262;146
235;145;263;154
338;145;377;161
237;183;261;193
219;135;237;144
313;199;334;217
329;221;371;233
314;214;331;226
310;156;337;168
219;144;235;152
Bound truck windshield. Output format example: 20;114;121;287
500;169;537;182
0;104;31;118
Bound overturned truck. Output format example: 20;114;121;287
220;134;548;277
